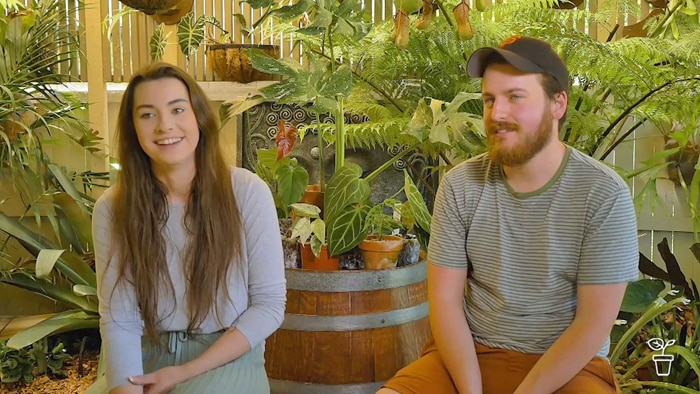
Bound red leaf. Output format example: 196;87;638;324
276;120;298;160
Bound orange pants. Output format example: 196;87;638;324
383;338;620;394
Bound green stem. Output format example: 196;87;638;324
365;142;420;183
314;106;325;192
336;97;345;171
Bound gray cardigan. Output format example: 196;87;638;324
93;167;286;391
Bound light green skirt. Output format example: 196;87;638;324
86;331;269;393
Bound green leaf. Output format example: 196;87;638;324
7;310;99;350
177;14;222;56
220;94;265;121
73;285;97;297
35;249;65;278
0;273;98;312
260;78;312;104
239;0;275;8
311;217;326;244
324;163;370;223
306;7;333;30
256;148;279;170
404;171;431;233
271;0;313;20
53;191;93;253
318;65;353;99
327;204;369;256
310;235;322;258
276;163;309;206
290;203;321;218
620;279;665;312
291;216;313;244
0;213;96;287
250;48;298;77
149;23;168;61
405;98;432;141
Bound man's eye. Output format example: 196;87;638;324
483;98;494;106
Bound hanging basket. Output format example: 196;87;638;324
118;0;192;25
207;44;280;83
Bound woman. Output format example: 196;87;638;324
92;62;286;394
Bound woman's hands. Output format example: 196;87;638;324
127;365;188;394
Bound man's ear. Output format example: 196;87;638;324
552;91;568;121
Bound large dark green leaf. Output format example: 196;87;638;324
620;279;665;313
7;310;99;349
324;164;369;223
327;203;369;256
276;163;309;207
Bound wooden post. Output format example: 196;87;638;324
84;0;110;173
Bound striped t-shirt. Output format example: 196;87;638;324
428;146;639;357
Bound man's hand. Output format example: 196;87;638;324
127;366;188;394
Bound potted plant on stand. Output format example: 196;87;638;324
359;198;405;270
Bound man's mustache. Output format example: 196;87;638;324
486;121;520;134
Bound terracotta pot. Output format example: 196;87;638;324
301;243;339;270
359;235;404;270
300;184;325;218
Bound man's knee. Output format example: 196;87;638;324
376;389;401;394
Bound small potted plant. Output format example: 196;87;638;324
255;121;309;268
289;203;339;270
358;198;405;270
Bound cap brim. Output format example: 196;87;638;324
467;47;546;78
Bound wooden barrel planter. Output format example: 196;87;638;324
265;262;431;394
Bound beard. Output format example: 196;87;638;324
486;109;554;167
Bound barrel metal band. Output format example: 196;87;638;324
270;379;383;394
285;261;427;292
280;302;428;331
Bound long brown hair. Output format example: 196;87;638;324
111;62;243;343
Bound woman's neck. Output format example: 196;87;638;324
152;163;196;204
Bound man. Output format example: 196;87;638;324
377;36;639;393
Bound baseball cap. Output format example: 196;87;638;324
467;35;570;94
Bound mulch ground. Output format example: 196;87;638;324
0;350;99;394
